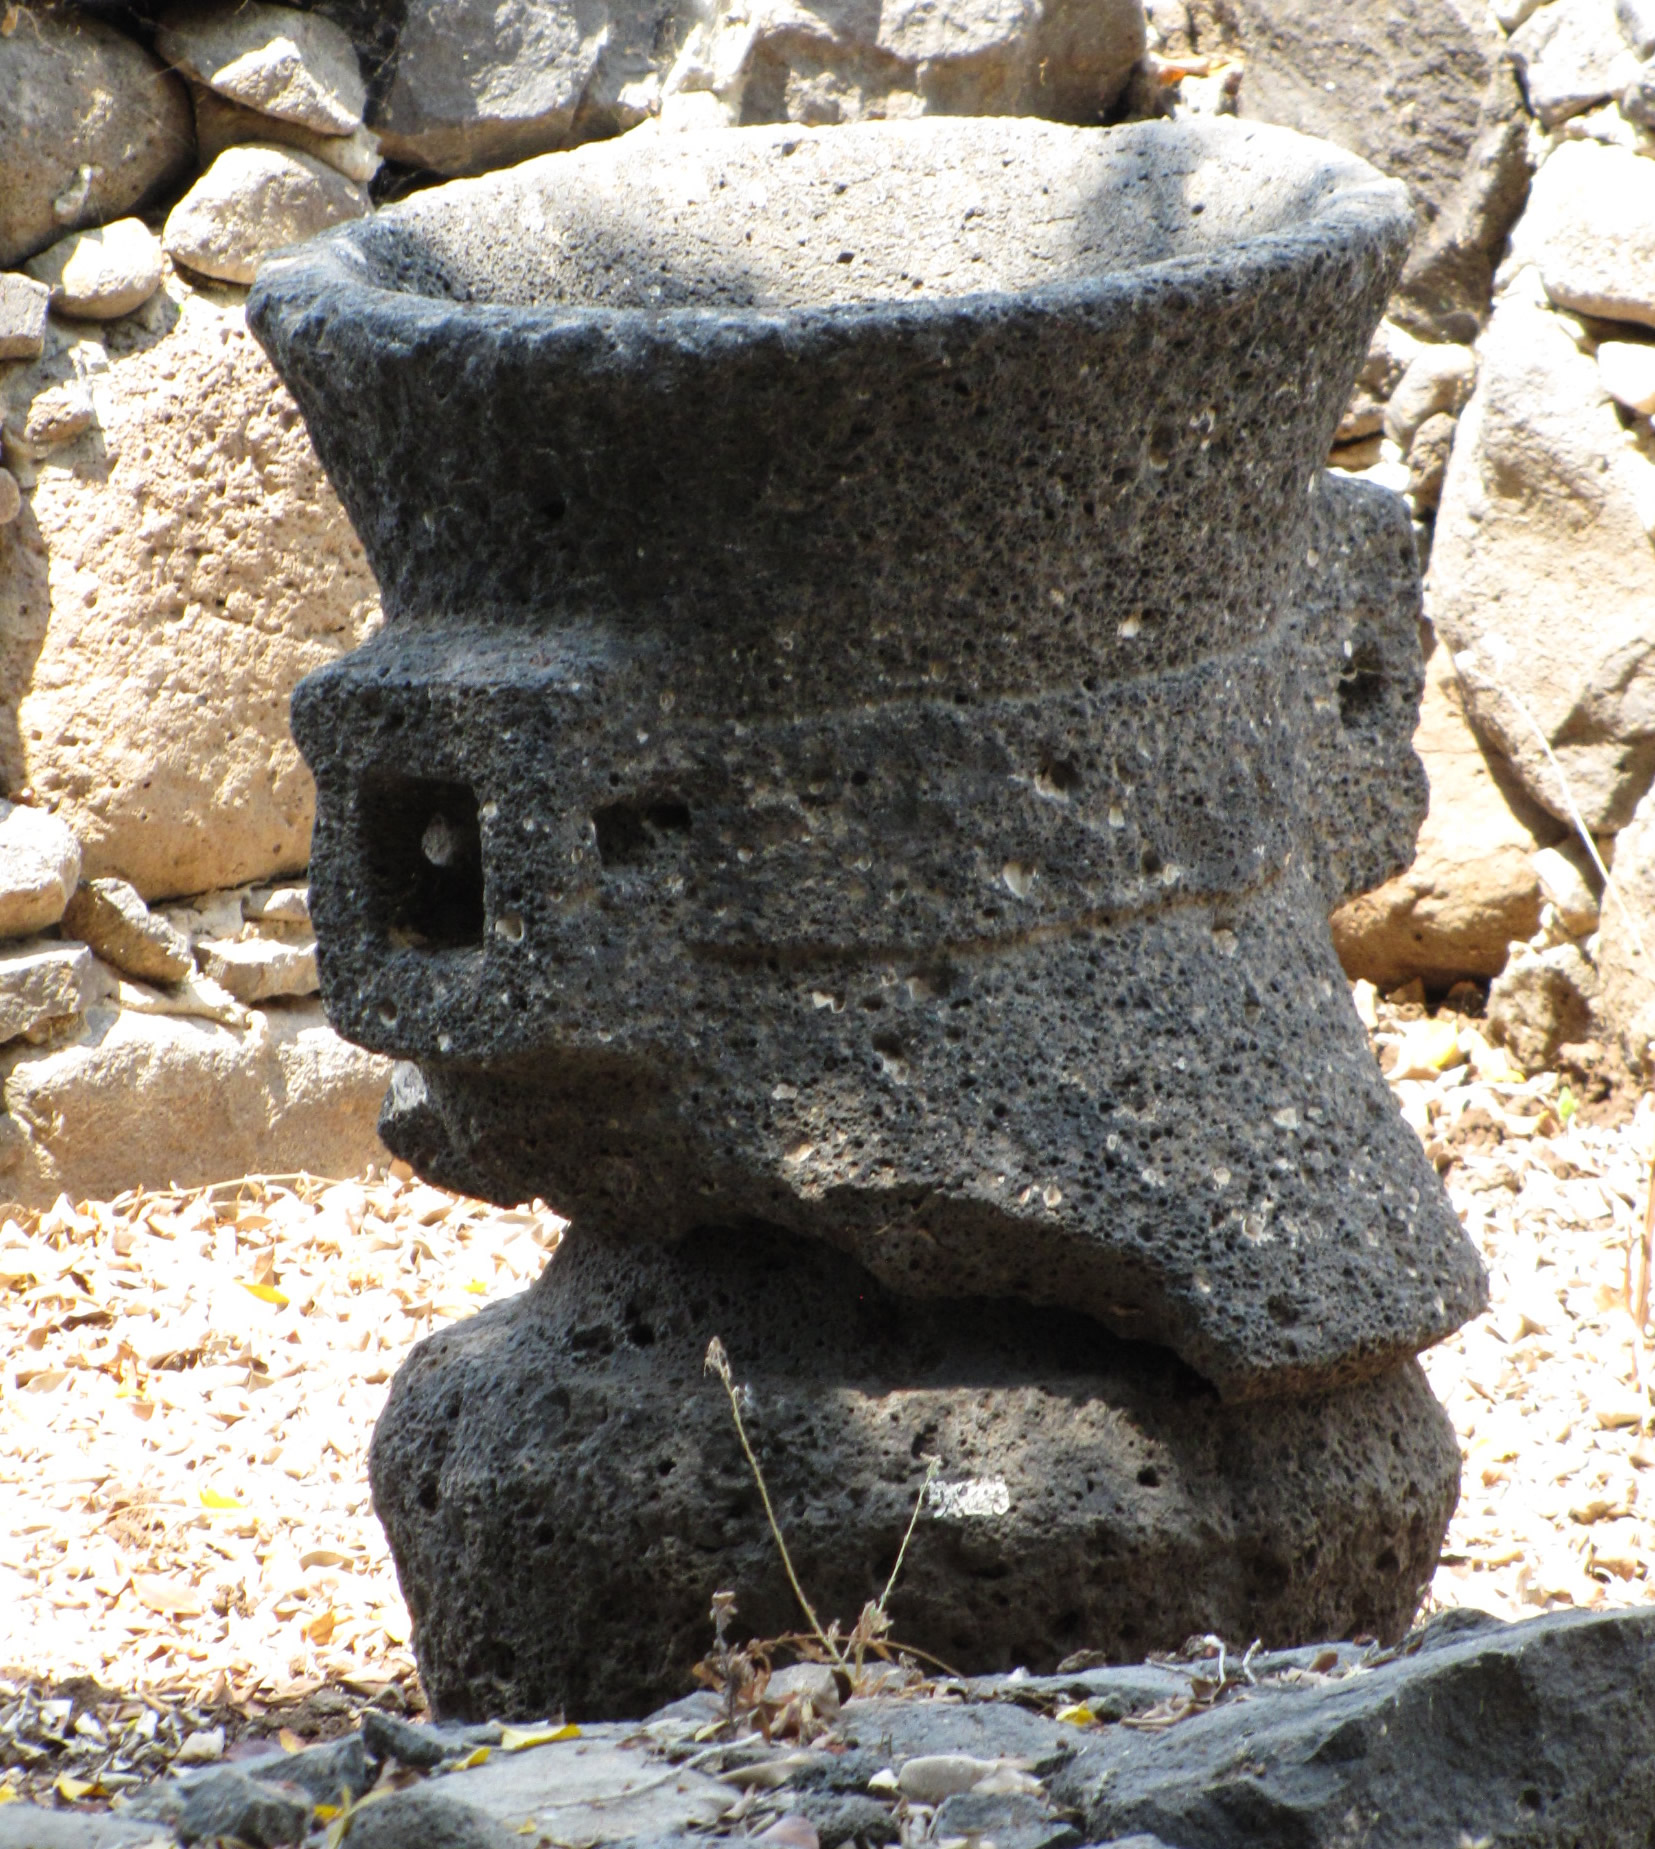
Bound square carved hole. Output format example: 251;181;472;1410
359;774;485;950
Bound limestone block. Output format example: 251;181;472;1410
0;941;94;1047
62;879;194;985
373;0;621;176
17;380;95;453
1332;647;1555;990
1622;53;1655;121
197;934;318;1001
158;888;253;948
1599;337;1655;412
0;282;381;903
0;274;50;361
0;10;194;269
0;473;18;528
1508;0;1641;125
1487;939;1599;1068
156;1;367;135
164;145;370;288
243;883;311;931
1427;275;1655;832
667;0;1145;143
0;1001;392;1207
24;221;165;323
1383;343;1475;449
1225;0;1533;334
0;802;81;941
1532;839;1602;934
1593;778;1655;1065
192;86;382;186
1520;138;1655;328
1622;0;1655;56
1406;411;1457;511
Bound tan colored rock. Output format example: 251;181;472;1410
0;1001;391;1206
1426;275;1655;832
652;0;1146;161
0;281;381;901
1383;343;1476;449
1593;779;1655;1065
0;9;194;269
197;934;318;1001
157;1;366;136
193;86;382;186
1598;337;1655;413
164;145;369;287
1225;0;1532;336
243;883;311;931
1507;0;1641;126
1519;138;1655;329
1407;411;1458;513
24;220;165;322
157;887;252;948
1331;648;1556;990
0;471;18;528
0;941;94;1047
1532;840;1601;935
0;802;82;940
19;380;95;452
113;968;248;1029
1487;940;1598;1069
62;879;194;985
0;273;50;361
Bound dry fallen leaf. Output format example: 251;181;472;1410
132;1576;206;1619
500;1724;579;1751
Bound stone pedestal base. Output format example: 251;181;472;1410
370;1228;1459;1720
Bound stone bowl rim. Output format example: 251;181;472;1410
249;116;1414;355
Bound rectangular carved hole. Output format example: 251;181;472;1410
592;797;691;868
359;774;484;949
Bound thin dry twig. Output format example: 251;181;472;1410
1635;1144;1655;1335
876;1456;938;1620
1486;675;1645;958
703;1339;843;1666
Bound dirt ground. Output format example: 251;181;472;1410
1;988;1652;1801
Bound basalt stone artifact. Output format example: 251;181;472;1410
249;115;1483;1712
373;1225;1460;1720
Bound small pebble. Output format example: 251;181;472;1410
174;1726;224;1765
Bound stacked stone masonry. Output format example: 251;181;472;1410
5;0;1655;1195
0;0;1653;1725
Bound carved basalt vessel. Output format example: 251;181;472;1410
250;116;1483;1716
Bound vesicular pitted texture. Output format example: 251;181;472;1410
249;117;1482;1402
368;1226;1462;1723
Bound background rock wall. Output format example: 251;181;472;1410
1;0;1652;1201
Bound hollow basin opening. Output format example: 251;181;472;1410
359;774;486;951
351;116;1385;316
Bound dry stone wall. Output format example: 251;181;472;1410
4;0;1655;1197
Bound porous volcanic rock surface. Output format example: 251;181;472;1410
245;114;1492;1714
252;116;1484;1403
370;1224;1461;1722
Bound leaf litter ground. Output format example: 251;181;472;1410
3;989;1655;1804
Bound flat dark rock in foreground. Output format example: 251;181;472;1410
4;1610;1648;1849
1052;1605;1655;1848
